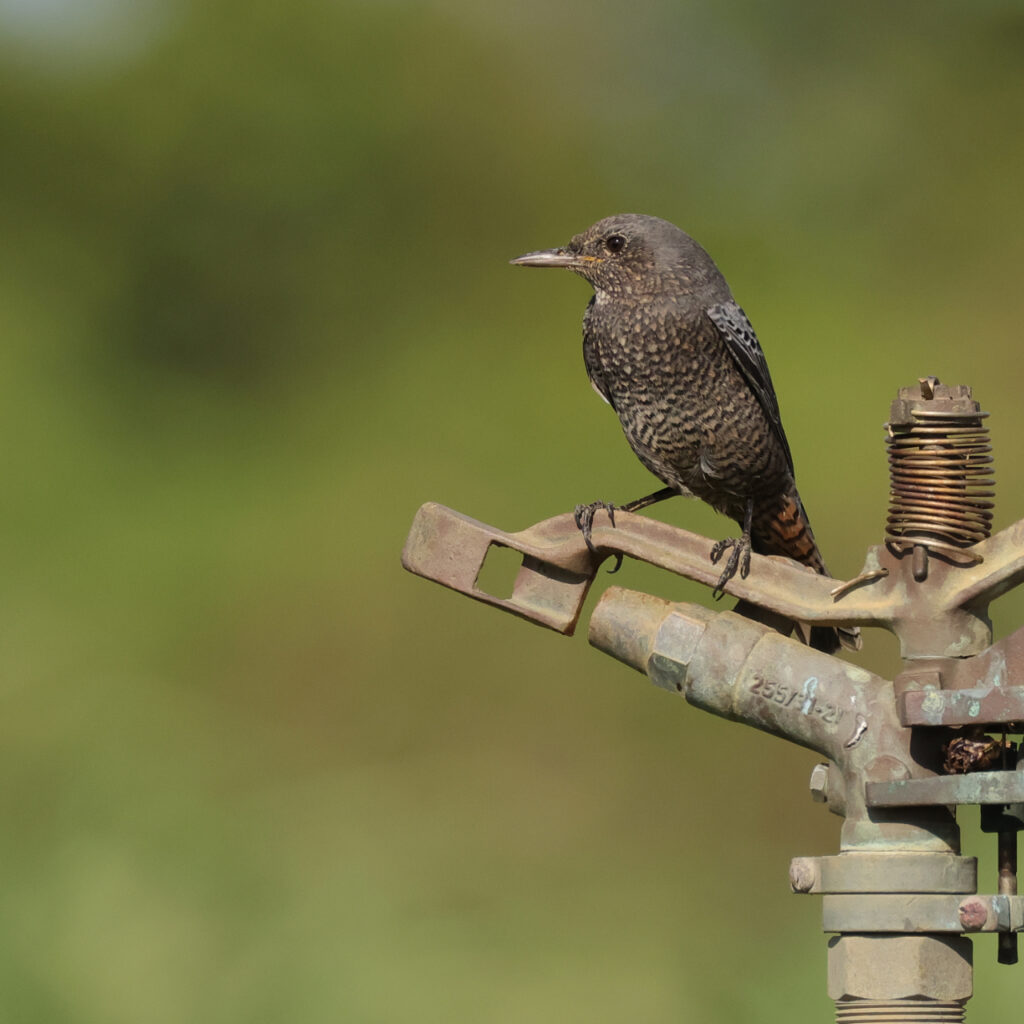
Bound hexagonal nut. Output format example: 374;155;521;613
828;935;973;1002
809;763;830;803
647;606;713;693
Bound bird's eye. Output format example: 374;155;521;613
605;233;627;254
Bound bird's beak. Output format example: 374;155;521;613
510;247;590;268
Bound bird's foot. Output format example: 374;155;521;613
573;501;623;573
574;489;676;573
709;533;752;599
573;501;618;550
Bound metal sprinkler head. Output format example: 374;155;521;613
403;380;1024;1018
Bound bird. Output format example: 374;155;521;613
511;213;858;654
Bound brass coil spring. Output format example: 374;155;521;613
885;407;994;563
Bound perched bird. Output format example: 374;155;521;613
512;213;857;654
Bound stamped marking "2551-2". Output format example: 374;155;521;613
749;676;846;726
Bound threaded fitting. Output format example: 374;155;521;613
834;998;965;1023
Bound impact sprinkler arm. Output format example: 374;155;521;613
939;520;1024;607
402;499;1002;657
402;501;883;636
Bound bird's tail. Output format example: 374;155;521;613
750;486;861;654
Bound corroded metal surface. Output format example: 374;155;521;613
789;853;977;895
403;489;1024;844
901;684;1024;727
866;772;1024;808
588;585;961;853
828;934;973;1004
822;894;1024;933
402;502;595;633
402;500;1024;657
898;627;1024;725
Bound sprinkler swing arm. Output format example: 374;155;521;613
402;381;1023;1021
402;497;1024;652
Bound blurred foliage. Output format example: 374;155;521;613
1;0;1024;1020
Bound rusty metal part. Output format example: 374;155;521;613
834;1001;965;1023
402;503;595;633
809;763;831;803
403;501;1015;659
959;898;989;931
981;803;1024;833
896;628;1024;725
789;858;819;894
823;893;1024;932
901;686;1024;728
587;587;959;852
405;491;1024;665
866;771;1024;808
828;934;972;1005
998;830;1019;964
999;835;1020;898
830;567;889;601
588;592;886;767
790;853;976;895
809;761;848;816
404;500;874;634
885;380;994;566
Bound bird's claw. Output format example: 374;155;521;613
573;501;623;573
709;534;752;599
573;500;617;552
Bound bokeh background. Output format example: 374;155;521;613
2;1;1024;1020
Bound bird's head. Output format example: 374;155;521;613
511;213;727;302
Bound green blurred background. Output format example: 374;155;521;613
2;0;1024;1020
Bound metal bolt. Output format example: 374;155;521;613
790;857;818;894
810;763;830;803
958;898;988;931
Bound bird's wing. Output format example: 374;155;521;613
582;297;614;408
707;301;794;474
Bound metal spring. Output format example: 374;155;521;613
885;407;994;563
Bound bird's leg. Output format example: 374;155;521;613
619;486;677;515
709;498;754;599
575;487;677;573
